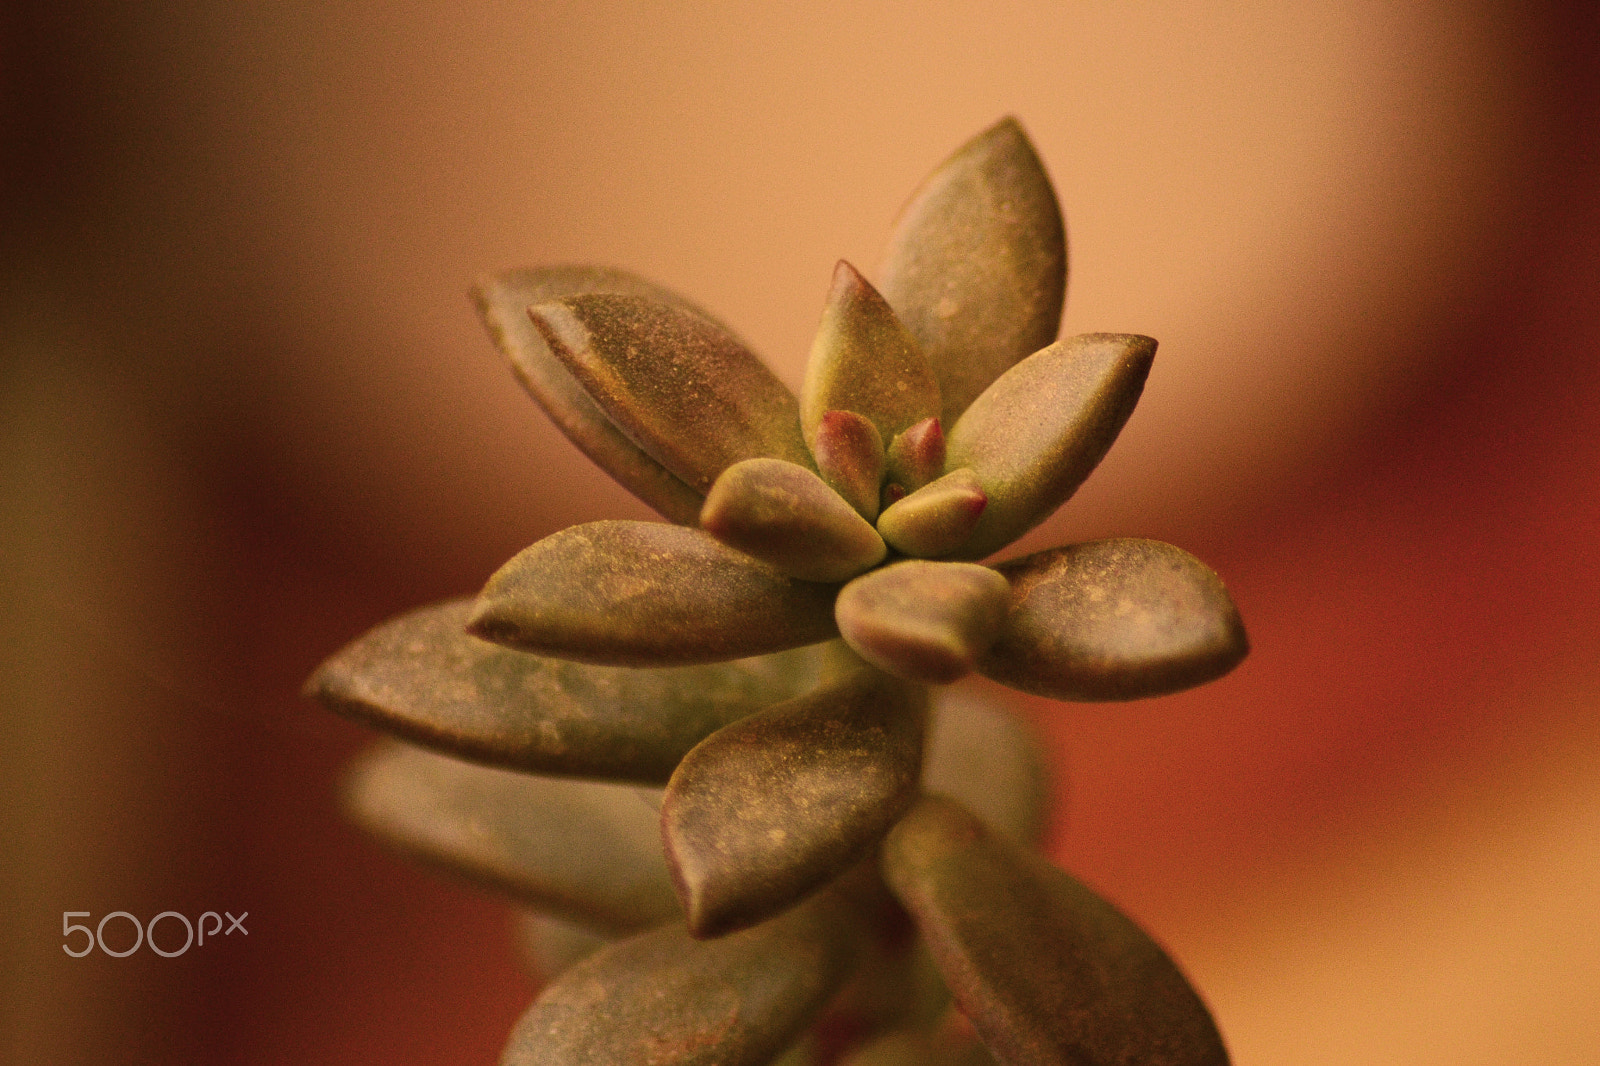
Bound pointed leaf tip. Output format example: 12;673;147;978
885;416;945;496
948;333;1156;559
308;600;827;783
879;118;1067;425
472;521;839;666
662;666;927;937
883;794;1231;1066
471;267;704;523
530;292;812;494
802;260;941;453
701;458;886;583
814;410;887;521
836;561;1010;684
979;538;1248;701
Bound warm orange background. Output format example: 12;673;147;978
4;2;1598;1063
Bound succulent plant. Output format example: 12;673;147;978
307;117;1248;1066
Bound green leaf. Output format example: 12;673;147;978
978;539;1248;701
882;795;1231;1066
306;600;826;783
878;117;1067;426
924;690;1050;846
662;665;928;938
701;458;886;583
813;409;887;522
471;267;705;524
835;561;1010;684
471;521;840;666
946;333;1155;560
876;468;988;559
802;260;940;451
884;416;944;497
531;293;813;493
343;742;677;934
500;890;864;1066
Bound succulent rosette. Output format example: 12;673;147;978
309;118;1246;1066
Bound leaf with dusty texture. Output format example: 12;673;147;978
308;600;826;783
878;117;1067;426
876;468;988;559
500;890;863;1066
882;795;1231;1066
531;293;812;493
923;689;1050;846
472;267;705;523
884;416;944;497
813;409;887;521
946;334;1155;559
701;458;886;583
978;539;1248;701
802;260;940;450
835;561;1010;684
662;665;928;937
344;742;677;933
471;521;840;666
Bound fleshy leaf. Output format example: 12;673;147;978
344;742;677;933
878;117;1067;426
471;521;840;666
701;458;886;583
472;267;704;523
500;890;864;1066
978;539;1248;701
802;260;940;451
531;293;813;493
662;664;928;937
946;333;1155;559
307;600;825;783
836;561;1010;685
882;795;1231;1066
814;410;887;521
876;468;988;559
884;416;945;497
924;689;1050;846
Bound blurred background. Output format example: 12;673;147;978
3;1;1597;1062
